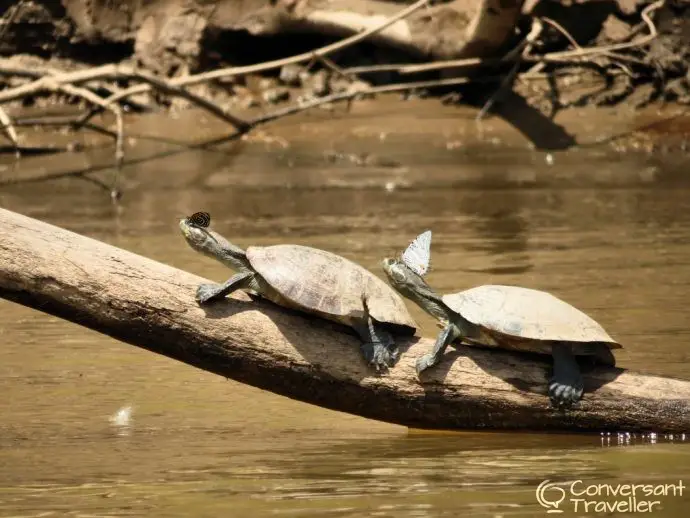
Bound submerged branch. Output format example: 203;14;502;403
250;76;477;126
0;208;688;433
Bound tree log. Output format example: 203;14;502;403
0;207;688;433
267;0;526;59
57;0;525;76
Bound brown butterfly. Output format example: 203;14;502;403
186;211;211;228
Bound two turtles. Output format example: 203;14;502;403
180;213;621;407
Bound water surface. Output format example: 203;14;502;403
1;103;689;516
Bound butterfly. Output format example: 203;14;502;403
401;230;432;277
187;211;211;228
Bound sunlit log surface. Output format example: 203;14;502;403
0;207;688;433
277;0;525;59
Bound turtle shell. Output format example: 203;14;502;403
443;285;621;355
246;245;416;332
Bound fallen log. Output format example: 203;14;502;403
59;0;525;73
0;207;688;433
254;0;526;60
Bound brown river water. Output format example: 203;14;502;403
0;101;689;516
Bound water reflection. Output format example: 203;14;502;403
1;427;687;517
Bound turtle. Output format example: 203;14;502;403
381;230;622;408
179;212;417;371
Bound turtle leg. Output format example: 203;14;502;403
549;342;584;408
196;271;254;304
415;323;460;376
353;315;398;372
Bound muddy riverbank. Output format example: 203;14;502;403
1;0;689;127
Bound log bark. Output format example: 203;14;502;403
0;207;688;433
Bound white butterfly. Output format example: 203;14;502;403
401;230;432;276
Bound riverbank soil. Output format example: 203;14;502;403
0;0;689;156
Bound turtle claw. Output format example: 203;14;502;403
415;354;437;376
548;377;584;409
550;343;585;409
361;342;399;372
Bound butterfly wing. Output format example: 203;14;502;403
188;211;211;228
401;230;432;276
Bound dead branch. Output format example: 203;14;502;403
310;53;354;83
57;83;124;168
0;113;121;156
0;60;124;98
0;63;251;166
0;105;18;155
251;76;476;127
380;0;664;76
537;0;664;62
0;74;126;168
105;69;250;132
0;63;54;79
0;64;250;131
0;207;689;433
540;17;582;51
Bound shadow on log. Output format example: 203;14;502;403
0;207;688;433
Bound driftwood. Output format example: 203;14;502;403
0;207;689;433
252;0;525;60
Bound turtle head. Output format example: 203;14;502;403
179;216;219;259
381;257;430;299
382;256;448;321
382;230;433;299
383;232;451;322
179;214;247;270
